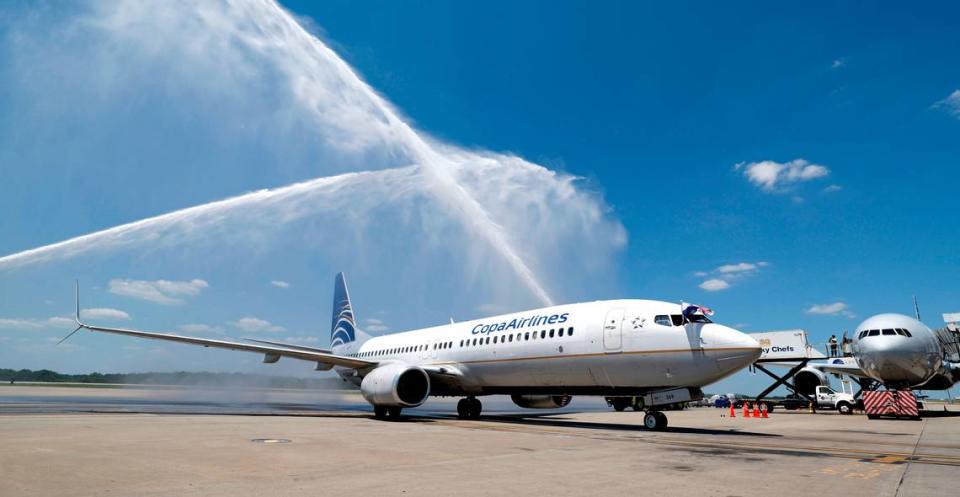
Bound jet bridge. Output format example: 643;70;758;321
748;329;828;406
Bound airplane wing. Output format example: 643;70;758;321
764;358;870;379
75;321;375;370
808;360;870;378
242;337;331;354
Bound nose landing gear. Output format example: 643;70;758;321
457;397;483;419
643;411;668;430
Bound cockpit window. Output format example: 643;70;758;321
896;328;912;337
882;329;896;336
858;330;867;339
654;315;671;326
867;329;880;337
671;315;684;326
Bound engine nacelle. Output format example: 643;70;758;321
510;394;572;409
360;363;430;407
794;367;830;396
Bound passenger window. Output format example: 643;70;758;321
541;330;546;339
654;315;671;326
558;328;565;337
549;329;555;338
524;332;530;341
882;329;896;336
568;327;574;336
485;337;490;345
509;334;514;342
493;336;498;344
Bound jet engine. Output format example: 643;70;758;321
794;367;830;395
360;363;430;407
510;394;572;409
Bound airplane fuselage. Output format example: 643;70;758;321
333;299;761;396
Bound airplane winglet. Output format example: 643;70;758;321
75;280;81;325
58;280;86;345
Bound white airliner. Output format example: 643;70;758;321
67;273;761;429
789;313;960;398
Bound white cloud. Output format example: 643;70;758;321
270;280;290;289
932;90;960;118
695;261;769;292
806;302;855;318
46;317;78;328
109;278;209;305
362;318;388;332
823;184;843;193
717;262;758;274
179;323;224;335
81;308;131;321
228;316;285;333
832;58;846;69
735;159;830;193
0;318;44;330
283;335;319;344
699;279;730;292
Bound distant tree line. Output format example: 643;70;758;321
0;368;342;389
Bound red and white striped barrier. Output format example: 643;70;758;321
863;389;919;419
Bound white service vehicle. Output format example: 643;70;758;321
812;385;857;414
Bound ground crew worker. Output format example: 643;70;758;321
828;335;838;357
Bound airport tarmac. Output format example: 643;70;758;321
2;385;959;497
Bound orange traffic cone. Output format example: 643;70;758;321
761;403;769;418
743;403;750;418
753;402;760;418
729;403;736;417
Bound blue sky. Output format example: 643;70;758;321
1;0;958;396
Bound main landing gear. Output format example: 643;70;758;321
643;411;668;431
373;405;403;421
457;397;483;420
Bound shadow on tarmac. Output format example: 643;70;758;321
414;411;781;437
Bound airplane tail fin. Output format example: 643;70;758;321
330;272;357;350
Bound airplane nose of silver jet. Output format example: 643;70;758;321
855;335;940;387
703;324;762;373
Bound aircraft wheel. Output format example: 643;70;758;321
387;406;403;421
457;398;471;419
373;406;388;420
643;412;659;430
654;411;668;430
468;398;483;419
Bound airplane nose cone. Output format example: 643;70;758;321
855;337;940;387
703;324;762;372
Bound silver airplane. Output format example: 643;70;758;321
792;313;960;395
64;273;761;430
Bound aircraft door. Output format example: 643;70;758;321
603;308;624;352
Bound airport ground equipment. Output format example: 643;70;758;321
864;389;920;420
747;330;827;411
811;385;857;414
